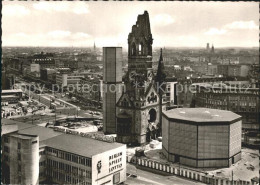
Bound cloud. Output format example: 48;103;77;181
33;2;89;14
3;31;93;47
10;31;91;41
2;4;30;16
177;35;198;42
153;14;175;26
204;28;227;35
72;3;90;14
48;30;71;39
72;32;91;39
95;35;127;47
175;36;200;46
33;2;68;12
224;21;258;30
13;33;30;38
204;20;258;36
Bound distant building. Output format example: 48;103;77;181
207;64;218;76
183;66;192;71
165;77;178;107
194;85;259;130
56;71;84;88
206;43;210;52
248;64;260;88
173;65;181;71
240;65;250;77
176;81;194;108
103;47;123;134
32;55;55;69
227;65;241;77
217;64;250;77
2;73;15;90
211;44;214;53
40;68;56;81
8;58;23;73
1;68;7;90
30;63;40;73
1;119;126;185
217;65;229;76
162;108;242;168
56;73;68;87
59;59;85;71
193;63;208;75
1;89;23;104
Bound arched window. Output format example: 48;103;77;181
148;108;156;123
131;43;136;56
139;42;144;55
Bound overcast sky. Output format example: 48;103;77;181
2;1;259;48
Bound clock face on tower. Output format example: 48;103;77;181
129;71;137;82
147;71;153;82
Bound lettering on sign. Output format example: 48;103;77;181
109;152;122;173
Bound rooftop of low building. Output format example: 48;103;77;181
42;133;125;157
2;119;125;157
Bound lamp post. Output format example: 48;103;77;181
135;148;138;176
49;96;51;109
32;112;34;125
177;160;181;176
75;106;78;118
55;106;56;124
231;170;233;185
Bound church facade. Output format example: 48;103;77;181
116;11;167;145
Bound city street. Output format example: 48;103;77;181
126;163;206;185
11;113;63;125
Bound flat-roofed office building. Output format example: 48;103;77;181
2;119;126;185
162;108;242;168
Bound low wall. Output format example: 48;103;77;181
126;155;254;185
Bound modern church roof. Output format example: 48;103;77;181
163;108;241;125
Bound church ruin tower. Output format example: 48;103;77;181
128;11;153;58
127;11;154;86
116;11;162;145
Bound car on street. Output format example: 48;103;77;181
126;173;138;178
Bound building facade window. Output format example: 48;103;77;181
18;175;21;183
18;164;21;172
4;136;9;143
18;142;21;150
18;153;21;161
4;155;9;162
40;161;45;166
4;146;9;153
